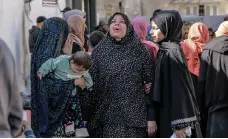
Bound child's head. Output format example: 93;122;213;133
88;31;105;52
70;51;92;74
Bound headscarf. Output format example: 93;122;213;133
151;10;199;133
215;21;228;37
63;15;85;55
30;17;69;137
63;9;86;21
152;10;183;43
107;12;133;44
132;18;159;61
180;23;209;76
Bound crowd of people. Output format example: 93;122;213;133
1;7;228;138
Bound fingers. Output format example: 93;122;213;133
148;127;152;136
145;83;152;94
147;127;156;137
175;130;186;138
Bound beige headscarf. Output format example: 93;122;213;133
63;15;85;55
215;21;228;37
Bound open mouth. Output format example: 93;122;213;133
113;27;121;31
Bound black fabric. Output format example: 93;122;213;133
199;36;228;137
29;26;40;53
77;87;91;121
84;34;89;52
190;73;200;105
72;42;82;54
87;12;154;136
152;10;183;42
151;10;200;137
89;31;105;48
89;123;147;138
205;108;228;137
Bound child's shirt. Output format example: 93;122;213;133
38;55;93;90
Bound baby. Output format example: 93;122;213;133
37;51;93;90
37;51;92;137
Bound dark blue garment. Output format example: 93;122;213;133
24;130;36;138
30;17;69;137
147;26;152;37
146;26;154;42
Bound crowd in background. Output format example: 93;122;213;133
1;6;228;138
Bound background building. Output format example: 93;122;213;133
95;0;228;21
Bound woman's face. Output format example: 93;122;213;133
109;14;127;39
150;21;165;42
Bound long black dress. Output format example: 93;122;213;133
199;36;228;137
87;12;154;138
151;10;201;137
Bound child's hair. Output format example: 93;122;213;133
70;51;92;70
89;31;105;48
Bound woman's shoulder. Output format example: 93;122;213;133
163;42;184;59
91;38;110;55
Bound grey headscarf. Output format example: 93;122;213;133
63;9;86;21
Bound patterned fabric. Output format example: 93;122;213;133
62;89;86;137
87;12;154;137
30;17;70;137
89;124;147;138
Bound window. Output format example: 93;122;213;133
213;6;217;15
193;6;198;15
186;7;190;15
199;5;205;16
205;6;210;16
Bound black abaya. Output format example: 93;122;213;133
151;10;201;137
199;36;228;137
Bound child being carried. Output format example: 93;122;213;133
37;51;93;90
37;51;92;137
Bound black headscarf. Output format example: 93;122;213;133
107;12;134;44
151;10;200;137
152;10;183;43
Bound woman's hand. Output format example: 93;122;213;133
37;72;43;80
74;77;86;89
175;128;186;138
144;82;152;94
147;121;157;136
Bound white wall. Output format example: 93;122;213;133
0;0;25;90
0;0;66;91
25;0;66;43
27;0;66;25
